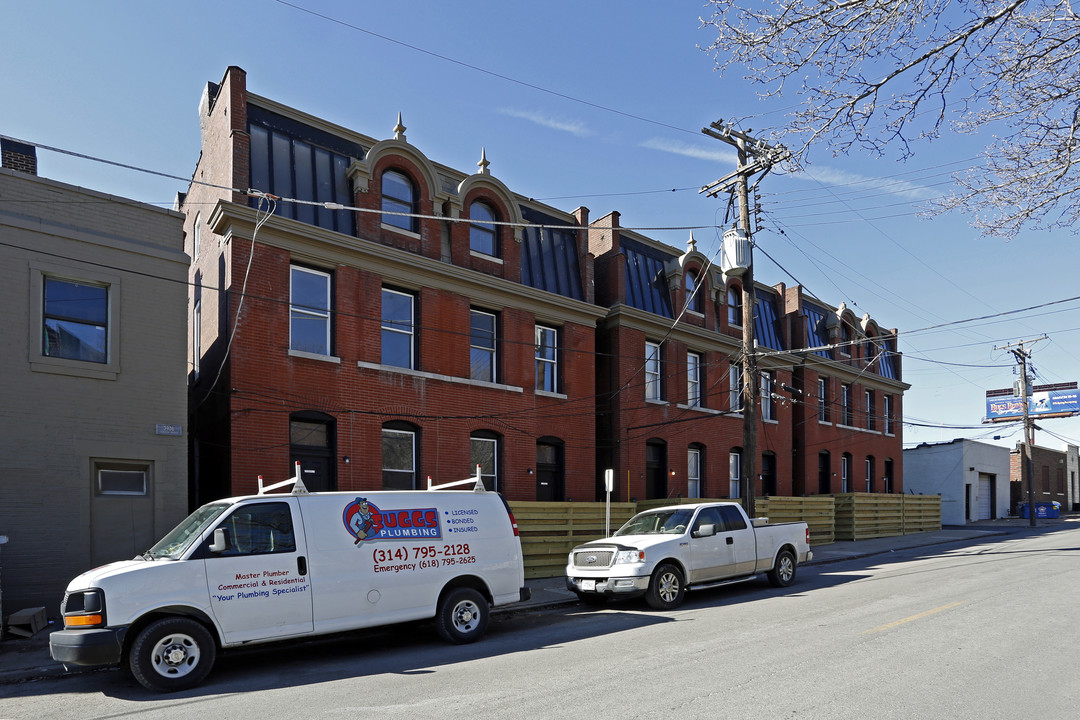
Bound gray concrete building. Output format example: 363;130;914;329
0;142;189;618
904;438;1010;525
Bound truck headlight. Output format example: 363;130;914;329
62;589;105;628
615;550;645;564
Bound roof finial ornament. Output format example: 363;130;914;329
687;230;697;252
478;147;490;175
393;112;406;141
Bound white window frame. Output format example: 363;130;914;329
687;351;701;407
688;447;702;499
290;265;331;356
470;309;497;382
381;288;415;369
469;200;498;257
730;360;744;412
94;459;150;496
865;390;874;430
761;370;775;421
470;435;498;492
645;341;662;400
382;427;417;490
727;286;743;327
535;324;558;393
841;383;853;426
841;454;851;493
192;212;201;263
729;450;742;498
865;457;874;493
884;395;894;435
818;378;829;422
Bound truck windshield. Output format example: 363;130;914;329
145;502;230;559
614;509;694;536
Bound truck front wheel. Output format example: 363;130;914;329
646;563;685;610
129;617;217;692
767;549;797;588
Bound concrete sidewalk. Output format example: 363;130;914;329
2;516;1070;686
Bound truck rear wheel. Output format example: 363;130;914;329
646;563;685;610
435;587;490;644
129;617;216;692
767;549;797;588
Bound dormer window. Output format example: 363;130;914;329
469;201;498;257
727;285;743;327
382;169;417;232
685;269;702;313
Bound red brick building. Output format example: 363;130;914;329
588;213;907;502
182;67;603;504
182;67;908;505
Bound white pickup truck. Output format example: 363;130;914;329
565;502;813;610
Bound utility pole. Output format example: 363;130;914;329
995;336;1047;527
701;120;788;519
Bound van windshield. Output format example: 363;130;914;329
146;503;230;559
614;509;694;536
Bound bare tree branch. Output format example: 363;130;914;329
700;0;1080;236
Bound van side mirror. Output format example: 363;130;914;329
209;528;228;553
691;524;716;539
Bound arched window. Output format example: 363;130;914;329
381;169;417;232
382;420;419;489
688;444;704;498
685;269;702;313
727;285;743;327
470;430;500;491
469;200;498;257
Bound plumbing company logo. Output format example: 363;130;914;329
343;497;442;544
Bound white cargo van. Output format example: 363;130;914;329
50;469;529;692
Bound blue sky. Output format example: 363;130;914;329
4;0;1078;452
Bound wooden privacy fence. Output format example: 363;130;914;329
509;501;637;579
511;494;940;577
757;496;836;545
833;493;942;540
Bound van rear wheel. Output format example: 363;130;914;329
129;617;216;692
435;587;490;644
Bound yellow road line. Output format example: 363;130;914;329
864;601;965;635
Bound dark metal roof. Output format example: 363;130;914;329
878;336;901;380
519;207;583;301
621;237;673;317
755;293;785;350
802;303;833;358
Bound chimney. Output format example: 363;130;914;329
1;139;38;175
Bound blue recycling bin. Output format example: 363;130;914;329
1018;502;1060;519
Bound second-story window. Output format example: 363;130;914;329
381;169;417;233
841;383;853;426
381;288;415;369
470;309;496;382
469;201;498;257
865;389;875;431
645;341;662;400
884;395;894;435
290;265;331;356
687;351;701;407
730;359;744;412
761;371;775;421
535;324;558;393
818;377;830;422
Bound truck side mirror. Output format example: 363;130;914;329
691;524;716;539
209;528;228;553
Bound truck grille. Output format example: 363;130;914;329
572;548;615;569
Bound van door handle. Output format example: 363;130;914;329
726;537;734;545
297;556;308;576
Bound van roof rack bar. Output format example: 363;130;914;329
427;465;486;492
258;461;311;495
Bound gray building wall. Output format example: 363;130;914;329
0;167;189;617
904;439;1010;525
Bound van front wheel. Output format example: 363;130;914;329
129;617;217;692
436;587;490;644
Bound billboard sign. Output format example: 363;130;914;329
985;387;1080;422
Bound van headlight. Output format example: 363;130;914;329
62;589;105;628
615;550;645;564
